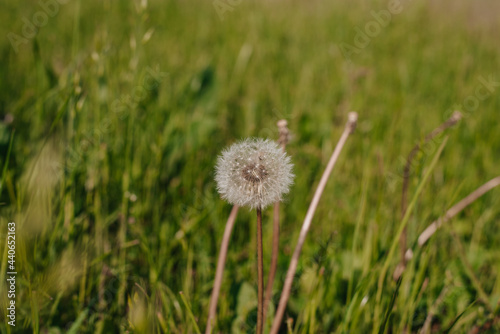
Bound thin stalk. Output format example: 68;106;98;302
205;205;239;334
421;285;449;334
450;230;493;312
263;119;290;324
414;176;500;249
257;207;264;334
263;202;280;323
180;292;202;334
270;112;358;333
398;111;462;275
372;137;448;334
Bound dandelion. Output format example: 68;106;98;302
214;137;294;334
215;138;294;210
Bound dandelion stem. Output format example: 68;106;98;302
263;202;280;324
270;112;358;333
264;120;290;324
205;205;239;334
256;207;264;334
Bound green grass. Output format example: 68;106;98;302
0;0;500;332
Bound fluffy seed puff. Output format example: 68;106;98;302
215;138;294;209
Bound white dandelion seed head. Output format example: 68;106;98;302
215;138;294;209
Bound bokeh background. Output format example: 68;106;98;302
0;0;499;332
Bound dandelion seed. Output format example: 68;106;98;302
215;138;294;209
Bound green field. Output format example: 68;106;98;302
0;0;499;332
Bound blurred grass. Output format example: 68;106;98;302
0;0;499;332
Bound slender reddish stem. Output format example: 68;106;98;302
263;202;280;323
256;207;264;334
263;120;289;324
270;112;357;333
205;205;239;334
398;111;462;275
415;176;500;250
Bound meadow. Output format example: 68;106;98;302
0;0;499;332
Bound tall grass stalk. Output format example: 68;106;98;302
415;176;500;249
270;112;358;333
205;205;239;334
263;119;290;324
372;137;448;333
396;111;462;279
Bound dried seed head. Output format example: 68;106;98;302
215;138;294;209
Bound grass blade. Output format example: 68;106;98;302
373;137;449;333
180;291;202;334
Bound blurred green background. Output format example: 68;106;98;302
0;0;499;332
